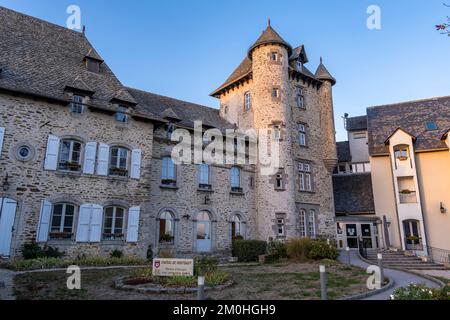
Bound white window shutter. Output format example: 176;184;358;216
44;135;60;170
0;127;5;156
83;142;97;175
37;200;52;242
96;143;110;176
76;204;92;242
0;198;17;256
89;205;103;242
130;149;142;179
126;206;140;243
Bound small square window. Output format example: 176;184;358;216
115;106;128;123
296;60;302;71
425;121;438;131
271;52;278;61
272;88;280;98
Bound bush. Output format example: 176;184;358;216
391;284;450;300
21;242;64;260
286;238;313;261
265;240;287;263
232;240;267;262
110;249;123;259
195;256;218;275
308;239;339;260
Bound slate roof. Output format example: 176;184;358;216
315;58;336;85
367;96;450;155
337;141;352;162
346;115;368;132
210;57;252;97
127;87;234;130
333;174;375;215
0;6;136;108
289;45;309;63
248;24;292;59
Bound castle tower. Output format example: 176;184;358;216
247;22;298;240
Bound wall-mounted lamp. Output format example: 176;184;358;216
2;173;9;191
440;202;446;214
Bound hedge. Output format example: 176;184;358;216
232;240;267;262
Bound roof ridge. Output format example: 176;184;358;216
126;86;220;112
368;95;450;109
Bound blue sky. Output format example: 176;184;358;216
1;0;449;141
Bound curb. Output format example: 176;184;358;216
357;252;446;288
10;265;148;274
114;276;234;294
340;276;395;300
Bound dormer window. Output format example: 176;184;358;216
296;60;303;71
70;95;84;114
394;145;409;161
86;58;100;73
115;106;128;123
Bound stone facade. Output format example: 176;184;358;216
0;8;338;259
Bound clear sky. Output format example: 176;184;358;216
1;0;449;141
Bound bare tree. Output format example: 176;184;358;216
436;3;450;36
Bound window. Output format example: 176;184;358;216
166;124;175;140
109;147;129;176
273;124;281;140
298;124;307;146
103;206;125;240
161;156;177;186
296;87;304;108
232;215;244;240
275;173;283;190
86;59;100;73
271;52;278;61
296;60;303;71
244;92;251;111
159;211;174;243
58;139;82;171
70;95;84;114
299;162;313;192
17;145;32;161
115;106;128;123
230;166;242;192
50;203;75;239
308;210;316;238
398;176;417;203
198;163;211;189
272;88;280;98
425;121;438;131
224;106;228;114
299;210;307;237
394;145;409;161
277;218;285;237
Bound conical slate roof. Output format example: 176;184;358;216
248;23;292;59
315;58;336;85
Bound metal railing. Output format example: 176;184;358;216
426;246;450;265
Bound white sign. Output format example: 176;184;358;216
152;258;194;277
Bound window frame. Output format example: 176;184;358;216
230;166;242;192
271;52;279;62
198;163;211;189
244;92;251;112
70;95;85;114
109;146;129;177
49;203;75;240
299;162;313;192
159;211;175;243
161;156;177;186
299;210;307;238
298;124;307;146
272;87;280;99
115;105;129;123
277;218;285;237
58;139;83;172
308;210;316;239
296;87;305;108
394;145;409;161
102;206;125;241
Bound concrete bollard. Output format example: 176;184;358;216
377;253;384;286
197;275;205;301
320;265;327;300
346;246;351;265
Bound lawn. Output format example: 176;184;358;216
13;260;370;300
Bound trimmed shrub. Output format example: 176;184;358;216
286;238;313;261
391;284;450;300
232;240;267;262
21;242;64;260
308;239;339;260
110;249;123;259
195;256;218;275
265;240;287;263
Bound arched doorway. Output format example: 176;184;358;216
231;214;245;240
196;211;211;252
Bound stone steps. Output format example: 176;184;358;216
365;250;446;270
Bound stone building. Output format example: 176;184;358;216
0;7;337;258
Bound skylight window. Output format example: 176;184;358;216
425;121;438;131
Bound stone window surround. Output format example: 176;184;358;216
268;120;285;141
66;92;90;119
191;208;218;253
273;212;287;239
11;140;37;162
298;160;316;193
270;86;282;102
267;49;282;66
156;207;180;248
295;86;306;109
229;211;248;239
160;153;178;189
244;91;251;112
296;203;320;238
297;122;308;147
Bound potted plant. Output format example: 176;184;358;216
161;179;177;187
159;233;174;243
